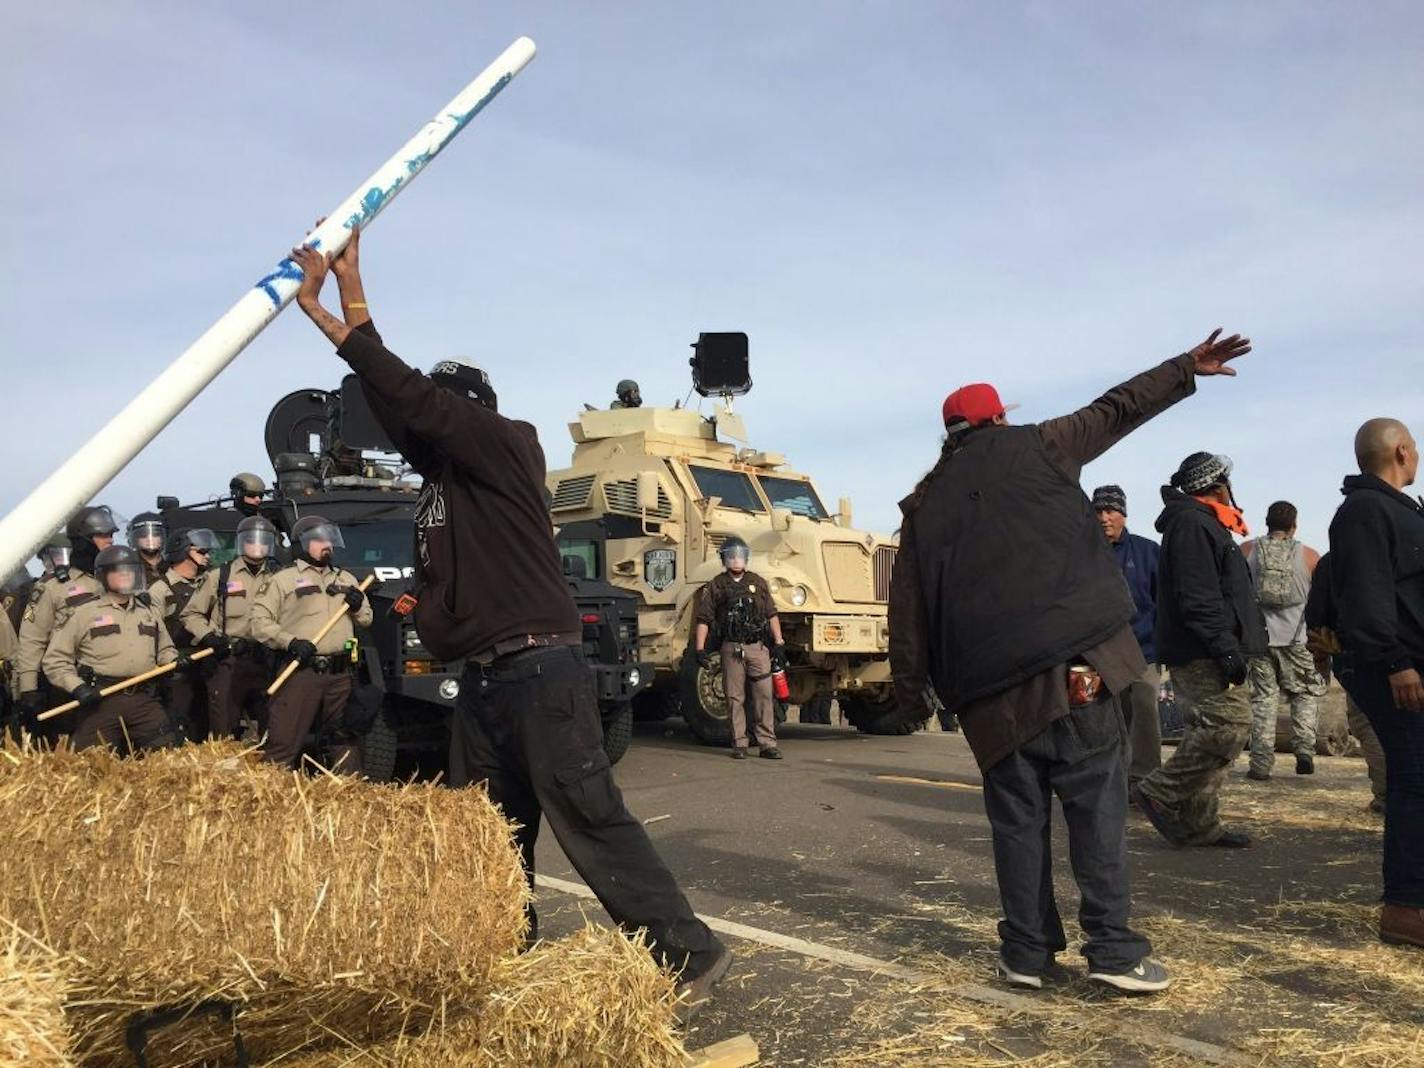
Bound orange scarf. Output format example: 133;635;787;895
1193;495;1249;537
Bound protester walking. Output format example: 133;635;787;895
287;228;731;1017
1093;485;1163;790
1135;453;1266;849
1328;418;1424;949
890;326;1250;993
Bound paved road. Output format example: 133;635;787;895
533;718;1399;1066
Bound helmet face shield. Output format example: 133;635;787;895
187;528;220;552
87;506;120;537
237;527;277;560
40;545;71;570
100;562;146;596
130;520;166;553
298;522;344;561
719;543;750;569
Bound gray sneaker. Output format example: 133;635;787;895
995;957;1043;990
1088;957;1171;993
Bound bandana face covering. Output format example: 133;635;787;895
1194;495;1250;537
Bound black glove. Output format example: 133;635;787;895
71;682;103;709
770;643;787;669
197;632;231;660
342;586;365;612
1218;650;1248;687
175;649;195;671
18;690;43;715
287;639;317;666
696;649;714;670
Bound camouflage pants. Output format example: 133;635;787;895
1137;659;1251;846
1247;644;1323;775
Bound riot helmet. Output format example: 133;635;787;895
95;545;147;597
719;535;751;572
235;515;279;563
163;527;219;570
127;512;167;555
231;472;267;516
67;505;119;573
616;379;642;408
36;531;72;573
429;359;497;412
291;515;344;566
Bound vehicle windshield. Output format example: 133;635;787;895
338;519;413;568
758;475;829;520
688;465;765;513
557;537;601;580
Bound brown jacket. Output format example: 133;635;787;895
42;591;176;694
694;570;779;633
890;354;1196;770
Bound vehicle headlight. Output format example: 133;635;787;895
789;585;809;608
627;668;642;688
439;679;460;701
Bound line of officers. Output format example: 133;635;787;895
0;504;371;773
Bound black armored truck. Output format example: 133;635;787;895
158;376;647;778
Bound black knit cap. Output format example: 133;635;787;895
1091;485;1127;515
1171;452;1233;495
429;359;497;412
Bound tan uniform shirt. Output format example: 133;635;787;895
16;571;103;691
249;560;373;654
148;568;202;645
180;558;276;642
42;592;176;694
0;609;17;689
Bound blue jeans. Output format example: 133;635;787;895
981;695;1152;974
1340;665;1424;907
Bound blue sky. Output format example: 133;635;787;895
4;2;1421;555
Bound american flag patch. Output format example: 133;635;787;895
226;581;245;594
295;579;316;589
93;614;114;627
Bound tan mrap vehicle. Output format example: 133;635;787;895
546;394;926;746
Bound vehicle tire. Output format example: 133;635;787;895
602;702;634;765
799;693;833;725
678;651;733;746
840;692;926;736
362;706;400;783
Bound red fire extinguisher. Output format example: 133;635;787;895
772;664;790;701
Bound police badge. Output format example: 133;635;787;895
644;549;676;592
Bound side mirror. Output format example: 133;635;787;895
637;471;661;512
836;497;853;528
772;507;792;532
156;496;179;511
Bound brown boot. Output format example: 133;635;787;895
1381;904;1424;948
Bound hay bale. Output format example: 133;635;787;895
0;923;74;1067
273;926;685;1068
0;741;528;1067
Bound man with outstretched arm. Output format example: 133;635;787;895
288;230;731;1018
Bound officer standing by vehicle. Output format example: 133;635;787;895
249;515;370;773
231;473;267;516
15;507;115;733
693;536;787;759
287;231;731;1019
42;545;179;752
180;516;282;740
148;528;219;738
127;512;168;587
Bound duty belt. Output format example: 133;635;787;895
91;675;160;697
469;631;581;668
308;655;353;675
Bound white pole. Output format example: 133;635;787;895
0;36;537;581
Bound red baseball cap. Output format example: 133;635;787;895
941;383;1018;428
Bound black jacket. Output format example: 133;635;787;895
1328;473;1424;671
1153;487;1267;666
898;424;1135;712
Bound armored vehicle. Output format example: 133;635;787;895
158;376;646;778
546;333;925;744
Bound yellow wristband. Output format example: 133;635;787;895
345;302;368;309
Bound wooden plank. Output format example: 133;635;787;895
685;1032;759;1068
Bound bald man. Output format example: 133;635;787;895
1329;417;1424;950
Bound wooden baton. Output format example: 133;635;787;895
265;575;376;698
38;646;216;721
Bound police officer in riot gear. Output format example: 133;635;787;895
67;505;120;575
612;379;643;409
149;528;220;738
693;535;788;759
127;512;168;587
43;545;179;752
231;472;267;517
181;515;283;739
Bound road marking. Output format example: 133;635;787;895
874;773;981;792
534;874;1251;1066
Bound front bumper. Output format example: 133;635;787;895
808;614;889;654
592;661;651;705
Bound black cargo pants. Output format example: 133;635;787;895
450;645;724;979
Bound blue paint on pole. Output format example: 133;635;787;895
253;237;322;307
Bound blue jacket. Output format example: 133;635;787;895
1112;529;1160;663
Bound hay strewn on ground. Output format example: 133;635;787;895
0;923;73;1068
271;926;685;1068
0;741;529;1067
